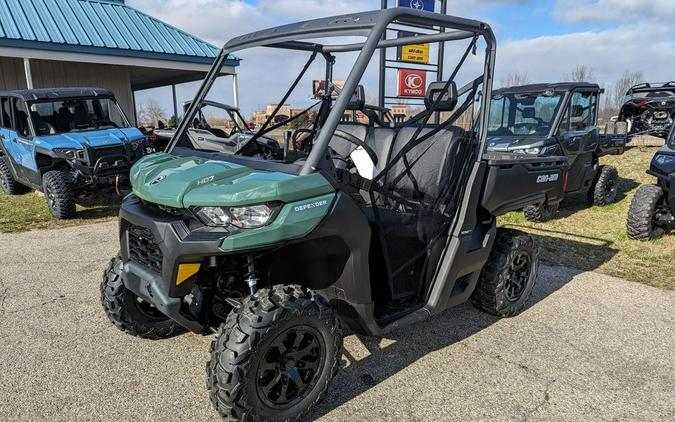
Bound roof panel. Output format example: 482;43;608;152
0;0;235;65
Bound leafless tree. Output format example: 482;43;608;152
499;70;530;88
562;65;595;82
137;99;168;127
600;69;644;120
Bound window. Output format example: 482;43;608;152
7;99;31;137
28;97;130;135
0;97;8;128
487;92;564;137
557;91;597;135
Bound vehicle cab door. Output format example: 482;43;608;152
7;98;40;185
554;90;599;193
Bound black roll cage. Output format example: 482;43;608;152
166;8;496;176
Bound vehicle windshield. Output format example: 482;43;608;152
487;92;564;137
189;103;250;137
29;97;129;136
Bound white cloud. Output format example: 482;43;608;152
554;0;675;24
129;0;675;118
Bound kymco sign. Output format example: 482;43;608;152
397;69;427;98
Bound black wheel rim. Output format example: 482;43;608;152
605;178;616;196
256;325;325;409
505;252;531;302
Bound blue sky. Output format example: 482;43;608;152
129;0;675;120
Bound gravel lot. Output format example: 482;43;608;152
0;222;673;421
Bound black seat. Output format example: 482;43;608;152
383;126;466;202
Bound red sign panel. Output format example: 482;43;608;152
397;69;427;98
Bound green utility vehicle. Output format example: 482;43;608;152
100;8;567;421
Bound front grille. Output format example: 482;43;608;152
128;224;163;273
89;145;127;163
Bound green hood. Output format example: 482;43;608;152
130;153;334;208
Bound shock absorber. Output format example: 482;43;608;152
245;255;258;295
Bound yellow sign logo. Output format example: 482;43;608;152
400;42;430;64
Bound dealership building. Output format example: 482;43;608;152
0;0;239;124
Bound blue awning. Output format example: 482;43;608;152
0;0;238;66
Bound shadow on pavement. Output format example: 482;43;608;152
307;264;582;420
506;227;619;273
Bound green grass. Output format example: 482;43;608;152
0;189;119;233
499;146;674;290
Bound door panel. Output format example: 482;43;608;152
481;153;568;215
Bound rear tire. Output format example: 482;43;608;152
208;285;342;422
590;165;619;206
627;185;667;240
100;255;184;340
0;156;29;195
524;202;559;222
471;229;539;317
42;170;76;219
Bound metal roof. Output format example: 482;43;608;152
0;87;114;101
0;0;238;65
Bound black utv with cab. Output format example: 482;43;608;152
100;9;568;421
486;82;627;221
627;126;675;239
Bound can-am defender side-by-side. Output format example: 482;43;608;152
627;125;675;239
486;83;627;222
619;82;675;139
151;100;281;156
100;9;567;421
0;88;146;218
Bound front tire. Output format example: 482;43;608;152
524;201;559;222
42;170;76;219
0;156;29;195
471;229;539;317
100;255;184;339
627;185;667;240
208;285;342;422
590;165;619;206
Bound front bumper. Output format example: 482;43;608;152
118;195;230;333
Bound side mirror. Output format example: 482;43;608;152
425;81;458;112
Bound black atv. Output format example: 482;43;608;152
627;127;675;239
100;9;567;421
619;82;675;140
486;83;627;221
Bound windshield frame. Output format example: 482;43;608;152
26;95;131;136
166;8;497;175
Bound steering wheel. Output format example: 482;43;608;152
333;129;379;167
291;128;316;153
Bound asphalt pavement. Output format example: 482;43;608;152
0;222;673;421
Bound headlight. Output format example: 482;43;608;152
192;204;276;228
53;148;80;160
654;154;675;166
194;207;231;227
230;205;274;228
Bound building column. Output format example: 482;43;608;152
232;73;240;109
23;58;33;89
